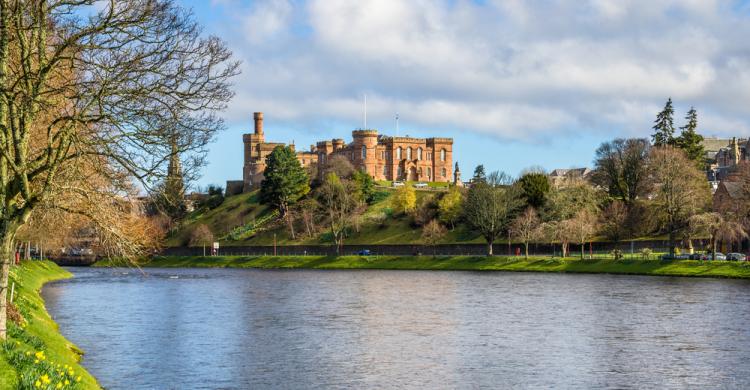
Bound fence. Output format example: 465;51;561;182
161;239;715;257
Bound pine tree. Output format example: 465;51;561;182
472;165;487;183
652;98;676;146
675;107;705;169
260;146;310;216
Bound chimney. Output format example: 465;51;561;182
254;112;263;135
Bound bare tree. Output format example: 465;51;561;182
421;219;446;257
564;209;599;260
592;138;650;205
689;213;747;260
189;224;214;256
510;207;540;258
316;173;357;254
599;200;628;243
648;147;711;255
0;1;238;339
463;172;524;255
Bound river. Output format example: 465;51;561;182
42;267;750;389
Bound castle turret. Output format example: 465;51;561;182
353;130;378;177
254;112;263;135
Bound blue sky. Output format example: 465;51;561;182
180;0;750;189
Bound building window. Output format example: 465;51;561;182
440;149;446;161
380;151;385;160
383;165;387;176
418;167;422;177
417;147;422;160
427;152;432;161
362;146;367;159
386;151;390;161
407;147;412;160
396;147;402;160
427;167;432;180
442;168;447;177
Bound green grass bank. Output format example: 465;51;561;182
1;261;98;390
96;255;750;279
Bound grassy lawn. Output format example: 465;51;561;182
1;261;99;390
96;255;750;279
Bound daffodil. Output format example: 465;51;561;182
34;380;41;388
56;382;63;389
41;374;51;384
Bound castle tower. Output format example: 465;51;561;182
352;130;378;177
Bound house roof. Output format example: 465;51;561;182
719;181;746;199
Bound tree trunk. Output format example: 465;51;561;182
524;242;529;259
487;239;493;256
0;230;15;340
668;230;675;256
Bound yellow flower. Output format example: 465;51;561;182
34;380;41;388
56;383;63;389
41;374;51;384
76;376;81;382
25;351;31;356
65;380;70;385
34;359;39;364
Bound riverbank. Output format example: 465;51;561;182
1;261;98;390
95;255;750;279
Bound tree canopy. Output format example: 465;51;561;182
518;171;550;209
675;107;705;169
463;172;524;255
260;146;310;216
592;138;650;205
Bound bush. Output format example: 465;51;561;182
640;248;652;260
611;249;623;260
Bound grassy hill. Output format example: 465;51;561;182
167;187;486;247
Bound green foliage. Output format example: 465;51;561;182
437;186;463;229
390;184;417;214
197;185;225;210
260;146;310;216
675;107;705;169
352;170;376;203
518;172;551;208
652;98;676;146
472;165;487;183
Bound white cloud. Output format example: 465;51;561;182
208;0;750;140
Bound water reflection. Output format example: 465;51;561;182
43;268;750;389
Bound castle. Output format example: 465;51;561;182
226;112;454;194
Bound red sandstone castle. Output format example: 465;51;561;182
226;112;454;194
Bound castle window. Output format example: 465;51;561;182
380;151;385;160
417;147;422;160
427;152;432;161
396;147;402;160
442;168;447;177
383;165;387;176
362;146;367;159
440;149;446;161
427;167;432;180
407;147;412;160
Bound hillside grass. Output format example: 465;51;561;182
1;261;98;389
95;255;750;279
168;189;487;247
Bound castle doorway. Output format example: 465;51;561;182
409;167;417;181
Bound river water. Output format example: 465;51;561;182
43;267;750;389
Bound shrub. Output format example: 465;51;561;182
640;248;653;260
611;249;623;260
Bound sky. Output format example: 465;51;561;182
180;0;750;189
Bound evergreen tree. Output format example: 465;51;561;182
652;98;676;146
352;170;376;204
260;146;310;216
518;171;551;209
675;107;705;168
472;165;487;183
